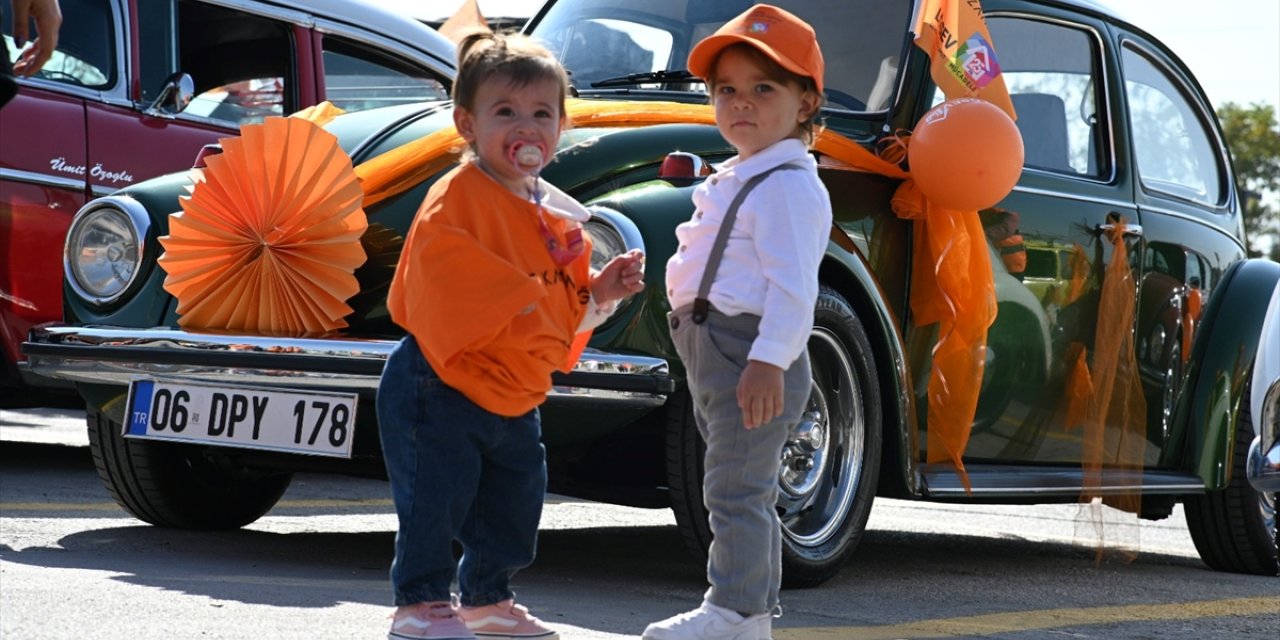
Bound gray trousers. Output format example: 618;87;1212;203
668;305;811;615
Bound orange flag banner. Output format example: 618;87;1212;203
914;0;1017;120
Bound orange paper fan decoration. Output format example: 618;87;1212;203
159;116;368;335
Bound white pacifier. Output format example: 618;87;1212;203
509;141;546;173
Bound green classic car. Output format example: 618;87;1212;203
24;0;1279;584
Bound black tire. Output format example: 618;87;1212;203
665;389;707;558
1183;389;1279;575
666;286;883;588
87;406;292;529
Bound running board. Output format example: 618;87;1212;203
921;463;1205;498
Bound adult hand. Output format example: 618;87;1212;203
10;0;62;77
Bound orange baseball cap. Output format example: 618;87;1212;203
687;4;825;94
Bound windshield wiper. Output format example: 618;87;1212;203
589;69;700;89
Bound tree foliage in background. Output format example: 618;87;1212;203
1217;102;1280;258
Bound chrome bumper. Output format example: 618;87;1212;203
1247;435;1280;493
1246;377;1280;493
23;325;674;408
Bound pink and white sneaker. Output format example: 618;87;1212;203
389;601;477;640
458;599;559;639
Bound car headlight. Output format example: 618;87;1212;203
64;196;151;305
584;205;644;271
583;205;646;318
585;218;627;272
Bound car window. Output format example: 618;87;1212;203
320;37;450;113
985;17;1104;177
1121;45;1223;206
530;0;912;113
2;0;114;88
137;0;294;125
551;18;672;89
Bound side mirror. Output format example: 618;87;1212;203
144;72;194;117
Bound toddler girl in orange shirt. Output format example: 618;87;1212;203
378;30;644;640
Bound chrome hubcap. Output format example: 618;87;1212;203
778;328;864;547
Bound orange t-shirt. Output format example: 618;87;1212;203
387;162;594;417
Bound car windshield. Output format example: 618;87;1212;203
529;0;914;112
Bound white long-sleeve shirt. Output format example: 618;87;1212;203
665;138;832;369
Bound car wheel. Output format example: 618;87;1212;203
666;286;883;587
1183;390;1279;575
87;406;292;529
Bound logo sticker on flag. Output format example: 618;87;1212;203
956;33;1002;90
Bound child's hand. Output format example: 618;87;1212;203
590;249;645;304
738;360;785;429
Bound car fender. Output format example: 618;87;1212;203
1172;257;1280;489
817;242;918;497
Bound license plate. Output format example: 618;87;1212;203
124;379;358;458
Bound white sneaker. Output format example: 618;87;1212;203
642;602;770;640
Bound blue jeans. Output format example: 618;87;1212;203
377;336;547;607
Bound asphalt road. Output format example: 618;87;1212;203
1;406;1277;639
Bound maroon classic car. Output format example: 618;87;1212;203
0;0;456;397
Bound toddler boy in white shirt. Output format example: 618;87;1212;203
645;4;833;640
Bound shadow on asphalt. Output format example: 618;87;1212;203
1;441;1224;638
0;520;1215;636
0;440;94;470
0;390;84;410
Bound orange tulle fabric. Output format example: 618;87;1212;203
159;116;368;335
1062;223;1147;513
1058;223;1147;562
892;182;996;489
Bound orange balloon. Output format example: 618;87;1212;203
908;98;1024;211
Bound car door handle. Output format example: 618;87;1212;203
1094;222;1144;237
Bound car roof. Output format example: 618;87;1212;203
1030;0;1125;23
254;0;457;70
1057;0;1118;14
